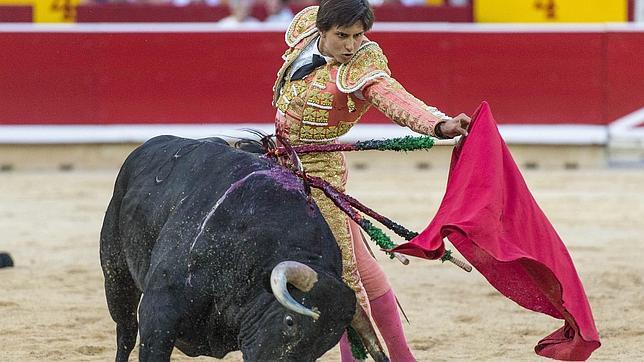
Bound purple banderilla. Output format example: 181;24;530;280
266;135;471;271
297;171;472;272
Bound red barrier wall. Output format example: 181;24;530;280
0;26;642;125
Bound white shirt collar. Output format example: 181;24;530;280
287;35;333;78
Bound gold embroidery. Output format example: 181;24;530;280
294;66;338;140
302;107;329;125
272;35;316;106
314;65;332;85
277;78;306;114
301;153;368;310
274;60;372;313
307;90;333;109
281;48;292;61
292;80;307;97
298;120;358;142
347;96;356;112
274;21;447;321
337;42;391;93
285;6;318;47
367;77;439;136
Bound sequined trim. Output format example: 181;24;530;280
366;77;446;136
303;120;329;126
272;36;316;106
274;57;368;143
426;105;453;122
337;42;390;93
300;136;337;143
299;121;355;142
285;6;318;48
302;153;369;316
347;96;356;113
302;106;330;127
306;101;332;110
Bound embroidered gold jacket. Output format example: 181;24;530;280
271;7;457;314
273;6;452;145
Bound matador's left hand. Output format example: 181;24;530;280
439;113;471;138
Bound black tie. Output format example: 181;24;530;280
291;54;326;81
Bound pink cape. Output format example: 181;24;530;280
392;102;600;360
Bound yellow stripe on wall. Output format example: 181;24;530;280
475;0;628;23
33;0;80;22
0;0;79;22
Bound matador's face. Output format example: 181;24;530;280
318;22;365;64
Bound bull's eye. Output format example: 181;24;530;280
284;315;295;327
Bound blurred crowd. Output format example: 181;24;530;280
84;0;470;5
82;0;471;24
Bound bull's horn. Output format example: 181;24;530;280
270;261;320;320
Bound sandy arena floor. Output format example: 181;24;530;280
1;150;643;361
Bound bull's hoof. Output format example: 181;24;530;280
0;252;14;268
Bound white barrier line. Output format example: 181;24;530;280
0;123;608;146
607;107;644;146
608;107;644;132
0;124;609;145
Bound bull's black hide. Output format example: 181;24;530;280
101;135;355;362
0;252;13;268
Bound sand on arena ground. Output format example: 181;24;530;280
1;149;643;361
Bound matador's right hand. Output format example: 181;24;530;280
438;113;471;138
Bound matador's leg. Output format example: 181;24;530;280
348;220;416;362
311;187;370;313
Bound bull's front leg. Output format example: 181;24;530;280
137;292;182;361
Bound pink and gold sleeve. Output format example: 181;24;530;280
362;76;452;137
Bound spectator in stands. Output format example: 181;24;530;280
272;1;471;361
398;0;427;6
448;0;470;6
264;0;294;23
367;0;402;5
172;0;221;6
84;0;168;3
218;0;259;24
389;0;470;6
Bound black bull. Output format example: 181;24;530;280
100;135;356;361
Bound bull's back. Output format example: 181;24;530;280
103;135;272;284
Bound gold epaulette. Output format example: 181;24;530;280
285;6;318;48
336;42;391;93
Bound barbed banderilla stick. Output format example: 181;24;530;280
286;135;436;154
301;172;472;272
340;186;472;273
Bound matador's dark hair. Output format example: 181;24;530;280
316;0;374;33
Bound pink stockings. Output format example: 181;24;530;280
339;289;415;361
339;222;415;362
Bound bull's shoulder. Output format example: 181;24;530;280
127;135;228;165
120;135;274;185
